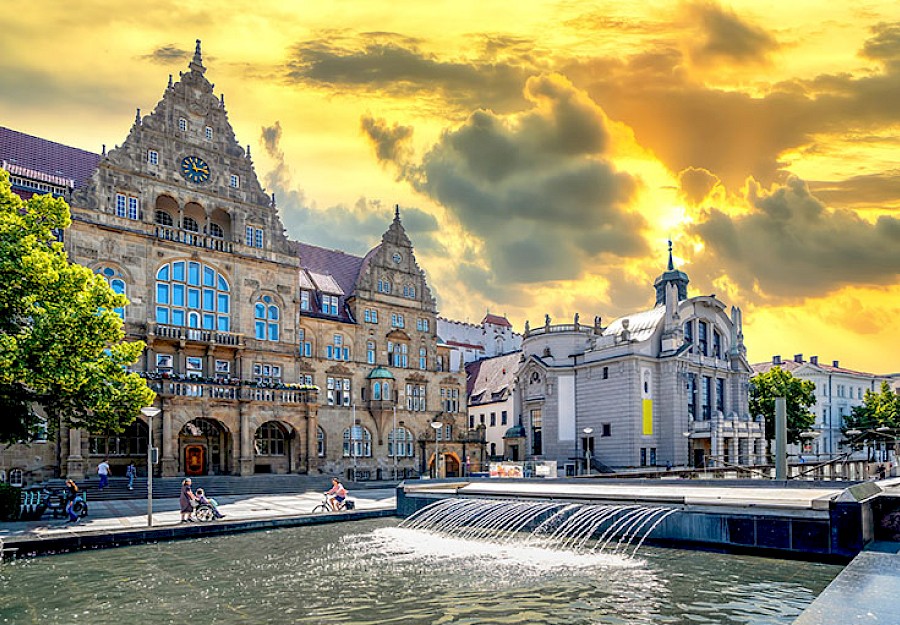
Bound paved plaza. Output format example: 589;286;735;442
0;487;397;542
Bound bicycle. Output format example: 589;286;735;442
311;493;354;513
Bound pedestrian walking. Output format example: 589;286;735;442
126;462;136;490
179;478;196;522
97;458;110;489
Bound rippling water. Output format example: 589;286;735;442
0;518;840;624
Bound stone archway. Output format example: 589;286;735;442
179;418;232;475
253;420;294;474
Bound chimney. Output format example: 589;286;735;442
794;353;803;363
773;355;782;365
810;356;818;365
833;360;839;368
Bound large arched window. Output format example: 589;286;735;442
209;223;224;238
254;422;286;456
343;425;372;457
388;427;414;457
182;216;199;232
156;260;231;331
155;210;174;226
255;296;279;341
96;266;126;320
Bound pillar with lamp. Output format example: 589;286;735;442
430;420;442;478
140;406;161;527
582;427;593;476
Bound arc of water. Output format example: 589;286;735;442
499;502;563;544
463;500;537;541
556;505;612;552
611;507;664;555
630;508;679;559
524;504;579;548
573;506;628;552
457;500;514;540
402;498;457;529
592;506;644;554
442;499;492;536
485;501;555;542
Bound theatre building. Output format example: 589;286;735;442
0;42;467;483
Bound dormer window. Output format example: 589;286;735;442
178;118;187;132
300;290;310;311
322;294;339;316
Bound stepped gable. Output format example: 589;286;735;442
0;126;100;191
353;207;436;311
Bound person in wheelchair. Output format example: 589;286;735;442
195;488;225;519
324;477;348;511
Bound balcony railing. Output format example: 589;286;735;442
154;226;234;253
146;378;317;404
151;324;243;346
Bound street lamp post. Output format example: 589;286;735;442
392;405;397;480
350;404;357;482
683;431;692;468
583;427;593;476
140;406;161;527
430;421;442;479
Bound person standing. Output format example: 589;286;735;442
125;462;136;490
64;478;80;523
97;458;110;490
179;478;196;522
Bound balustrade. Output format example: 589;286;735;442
154;226;234;253
151;324;243;346
147;378;316;405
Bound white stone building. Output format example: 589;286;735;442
438;313;522;369
516;246;765;472
751;355;889;458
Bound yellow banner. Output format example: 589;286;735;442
642;399;653;435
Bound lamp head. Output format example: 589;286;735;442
430;421;442;431
141;406;161;418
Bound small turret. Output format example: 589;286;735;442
653;240;689;306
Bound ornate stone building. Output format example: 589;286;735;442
517;245;765;473
0;41;467;483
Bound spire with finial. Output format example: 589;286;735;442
189;38;205;74
394;204;400;221
246;145;251;158
653;238;689;306
135;108;141;125
168;74;173;88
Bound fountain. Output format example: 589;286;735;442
401;498;678;559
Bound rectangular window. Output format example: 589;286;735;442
246;225;254;246
490;412;496;427
205;126;213;140
254;363;282;384
501;411;508;426
156;353;173;371
640;448;647;467
702;376;712;420
601;423;611;437
115;193;126;217
530;408;542;455
698;321;708;356
186;356;203;378
406;384;426;411
687;373;697;420
215;359;230;378
649;448;657;466
148;150;159;165
127;197;138;220
230;174;239;188
178;118;187;132
327;377;351;406
254;228;264;249
322;295;339;315
298;290;309;312
716;378;725;413
713;332;722;358
391;313;405;328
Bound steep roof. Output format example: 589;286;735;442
465;352;519;404
0;126;100;189
603;306;666;343
482;313;513;328
295;242;365;297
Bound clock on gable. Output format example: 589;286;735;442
180;155;210;184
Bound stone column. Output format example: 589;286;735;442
306;409;319;473
65;428;85;479
239;404;253;475
161;407;177;476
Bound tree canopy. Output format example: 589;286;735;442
0;171;154;444
749;366;816;445
843;381;900;442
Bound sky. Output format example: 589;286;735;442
1;1;898;374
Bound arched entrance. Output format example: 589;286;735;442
253;421;293;474
428;452;462;478
179;418;231;475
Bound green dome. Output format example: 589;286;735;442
366;366;395;380
503;424;526;439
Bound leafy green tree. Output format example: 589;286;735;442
0;170;154;444
843;381;900;441
749;366;816;445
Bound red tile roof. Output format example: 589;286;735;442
0;126;100;189
482;313;512;328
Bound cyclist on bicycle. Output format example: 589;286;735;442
324;477;348;511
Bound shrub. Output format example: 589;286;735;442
0;482;21;521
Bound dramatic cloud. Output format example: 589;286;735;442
259;122;443;257
808;171;900;208
678;167;722;205
367;74;647;287
861;22;900;62
690;176;900;300
359;115;413;164
683;1;779;65
140;44;190;65
284;35;534;113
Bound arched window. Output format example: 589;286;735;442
254;422;286;456
209;223;224;238
382;381;391;401
182;216;199;232
343;425;372;457
255;296;279;341
96;266;127;320
155;260;230;331
155;210;174;226
388;427;414;457
317;426;326;457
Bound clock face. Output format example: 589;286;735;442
392;252;402;264
180;155;210;184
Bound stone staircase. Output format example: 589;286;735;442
41;474;399;502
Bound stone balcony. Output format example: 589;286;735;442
150;323;243;347
154;225;234;253
145;378;317;405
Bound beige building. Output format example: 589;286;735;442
0;42;468;484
